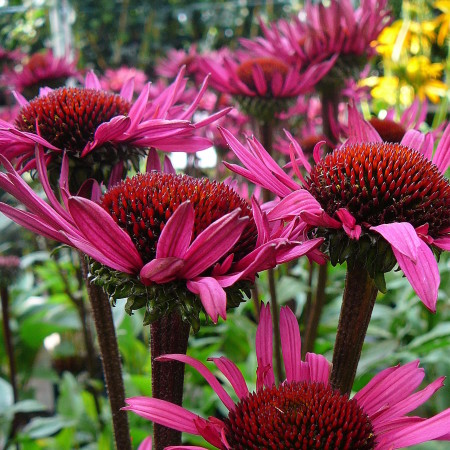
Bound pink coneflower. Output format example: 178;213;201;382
125;303;450;449
156;46;201;80
221;106;450;312
366;99;446;143
99;66;148;95
198;50;335;120
0;148;323;324
3;50;81;98
242;0;391;86
0;68;229;189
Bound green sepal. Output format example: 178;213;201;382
88;259;252;333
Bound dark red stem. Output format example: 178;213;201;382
150;312;191;450
330;267;378;395
80;258;131;450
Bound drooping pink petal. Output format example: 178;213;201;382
255;303;275;389
336;208;361;239
392;239;439;312
187;277;227;323
146;148;162;173
182;210;247;278
371;222;420;262
157;354;235;411
267;190;322;222
123;397;199;434
68;197;143;273
208;357;249;400
140;257;185;284
156;202;194;259
280;306;302;382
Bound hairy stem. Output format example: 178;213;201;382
330;266;378;395
150;312;190;450
80;257;131;450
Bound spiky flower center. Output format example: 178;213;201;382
224;381;375;449
101;172;257;265
237;57;289;94
369;117;407;143
308;142;450;237
15;87;131;153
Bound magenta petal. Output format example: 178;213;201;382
267;190;322;222
255;303;275;389
137;436;152;450
304;353;331;385
392;239;439;312
140;257;185;284
156;202;194;259
376;408;450;448
120;77;135;102
156;354;235;411
85;71;101;90
182;210;247;278
124;397;199;434
346;103;382;143
280;307;302;382
68;197;143;272
434;236;450;251
208;357;249;400
371;222;420;262
432;123;450;173
146;148;162;173
187;277;227;323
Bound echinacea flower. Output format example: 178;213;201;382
198;50;335;120
0;147;323;326
99;66;148;94
2;50;81;98
242;0;391;89
221;106;450;311
0;68;229;190
125;303;450;449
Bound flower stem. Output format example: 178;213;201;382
1;286;18;404
302;263;328;355
330;266;378;395
150;311;191;450
259;120;283;383
80;257;131;450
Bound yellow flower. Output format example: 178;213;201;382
434;0;450;45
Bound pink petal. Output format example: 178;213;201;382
119;77;135;102
336;208;361;239
432;123;450;173
156;354;235;411
137;436;152;450
376;408;450;448
304;353;331;385
156;202;194;259
146;148;162;172
187;277;227;323
85;71;101;90
182;210;247;278
346;103;382;144
68;197;143;273
208;357;249;400
371;222;420;262
267;190;322;222
123;397;199;434
255;303;275;389
392;239;439;312
140;257;185;284
280;306;302;382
